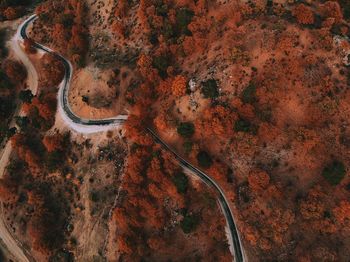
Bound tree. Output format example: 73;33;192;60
6;127;16;138
181;213;199;233
234;118;257;134
3;60;26;83
57;13;74;27
201;79;219;98
19;89;33;103
0;97;14;118
171;75;187;97
177;122;195;138
0;70;12;89
152;55;170;78
3;6;23;20
183;141;193;154
32;94;57;122
175;8;194;36
248;170;270;193
292;4;314;25
172;171;188;194
15;116;29;129
40;53;64;87
339;0;350;19
137;54;152;79
147;235;165;250
24;38;37;54
322;160;346;185
322;1;343;23
300;186;325;220
42;134;63;153
241;82;256;104
0;29;8;58
333;200;350;227
197;151;213;168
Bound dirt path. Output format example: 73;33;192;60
0;16;40;262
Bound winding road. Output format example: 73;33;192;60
0;14;246;262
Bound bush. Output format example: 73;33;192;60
177;122;195;138
180;213;199;234
242;82;256;104
172;171;188;194
322;161;346;185
201;79;219;98
197;151;213;168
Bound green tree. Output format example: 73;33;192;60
201;79;219;98
242;82;256;104
180;213;199;234
152;55;170;78
234;119;257;134
156;3;168;17
57;13;74;27
46;150;65;172
172;171;188;194
175;8;194;36
0;70;12;89
0;97;14;118
339;0;350;19
0;29;8;58
15;116;29;130
183;141;193;154
197;151;213;168
6;127;16;138
177;122;195;138
19;89;33;103
322;161;346;185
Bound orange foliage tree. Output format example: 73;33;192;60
292;4;314;25
248;169;270;193
42;133;63;153
3;60;27;84
171;75;187;97
40;54;64;87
